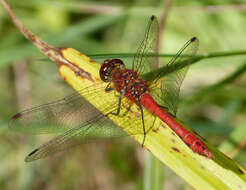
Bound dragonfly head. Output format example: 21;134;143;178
100;59;125;82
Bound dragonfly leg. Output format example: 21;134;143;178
138;104;146;146
105;82;114;92
110;93;123;116
147;114;157;133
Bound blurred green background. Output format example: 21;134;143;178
1;0;246;189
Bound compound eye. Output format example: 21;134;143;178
99;59;125;82
99;62;112;82
110;59;125;69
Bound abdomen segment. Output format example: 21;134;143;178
140;93;214;159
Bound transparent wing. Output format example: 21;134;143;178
132;15;159;75
9;85;111;134
24;99;157;162
150;37;199;116
24;103;157;162
9;83;158;162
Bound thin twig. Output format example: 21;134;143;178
158;0;173;55
155;0;173;68
0;0;70;66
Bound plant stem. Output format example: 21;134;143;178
144;151;164;190
88;50;246;59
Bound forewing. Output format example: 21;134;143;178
150;37;199;116
9;84;113;134
9;81;158;162
132;15;159;75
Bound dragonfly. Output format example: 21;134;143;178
9;15;214;162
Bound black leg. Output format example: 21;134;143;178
139;104;146;147
110;94;123;116
105;83;114;92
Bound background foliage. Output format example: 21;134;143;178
1;0;246;189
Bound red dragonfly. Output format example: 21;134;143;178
9;15;214;162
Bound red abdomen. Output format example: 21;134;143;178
140;93;214;159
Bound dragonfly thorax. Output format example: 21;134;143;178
100;59;148;102
112;68;149;102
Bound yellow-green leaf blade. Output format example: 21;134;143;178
59;48;246;190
